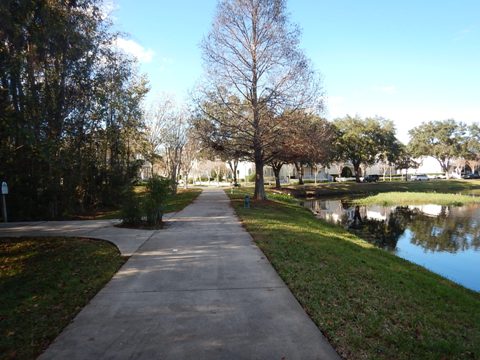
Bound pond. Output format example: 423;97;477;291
303;198;480;292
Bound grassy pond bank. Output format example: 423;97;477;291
228;188;480;359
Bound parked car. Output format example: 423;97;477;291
363;175;380;183
463;173;480;179
411;174;429;181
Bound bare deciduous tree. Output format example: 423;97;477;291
199;0;323;199
148;97;189;193
181;132;201;189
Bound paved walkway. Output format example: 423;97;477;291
3;188;340;359
0;219;158;256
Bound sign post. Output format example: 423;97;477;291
1;181;8;223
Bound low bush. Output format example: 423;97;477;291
120;186;142;225
144;177;172;226
120;176;172;227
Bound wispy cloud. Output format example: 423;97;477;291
114;38;155;63
453;26;476;41
373;85;397;95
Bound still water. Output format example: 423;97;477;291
303;199;480;292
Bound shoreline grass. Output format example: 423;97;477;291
282;179;480;198
354;191;480;206
0;237;125;359
227;189;480;359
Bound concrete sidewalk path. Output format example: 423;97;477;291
0;218;163;256
39;188;340;359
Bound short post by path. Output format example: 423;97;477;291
1;181;8;223
244;195;250;209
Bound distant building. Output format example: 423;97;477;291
234;155;472;183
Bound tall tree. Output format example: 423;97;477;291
394;144;419;181
199;0;322;199
333;116;398;182
180;131;201;189
275;111;335;186
193;96;246;185
149;98;189;193
408;120;468;179
0;0;149;219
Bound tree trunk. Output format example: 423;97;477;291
272;163;283;189
254;159;266;200
184;172;188;189
228;159;239;185
354;163;361;183
294;162;304;185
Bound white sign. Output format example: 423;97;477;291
1;182;8;195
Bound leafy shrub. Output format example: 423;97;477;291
120;186;142;225
143;176;172;226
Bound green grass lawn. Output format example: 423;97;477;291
283;179;480;198
228;189;480;360
354;191;480;206
163;188;202;213
0;237;125;359
93;187;202;220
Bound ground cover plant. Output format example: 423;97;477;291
0;237;125;359
228;189;480;359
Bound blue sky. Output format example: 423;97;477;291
111;0;479;142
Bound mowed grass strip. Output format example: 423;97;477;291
0;237;126;360
354;191;480;206
285;179;480;197
228;190;480;360
163;188;202;213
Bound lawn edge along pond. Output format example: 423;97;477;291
227;189;480;360
0;237;125;360
353;191;480;206
283;179;480;198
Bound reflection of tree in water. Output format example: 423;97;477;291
347;205;480;253
348;206;413;251
407;206;480;253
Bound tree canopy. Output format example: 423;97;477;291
0;0;149;219
408;120;468;178
333;116;399;182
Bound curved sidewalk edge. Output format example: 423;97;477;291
0;220;154;256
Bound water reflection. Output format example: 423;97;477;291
305;199;480;253
303;199;480;291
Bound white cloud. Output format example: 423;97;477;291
114;38;155;63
